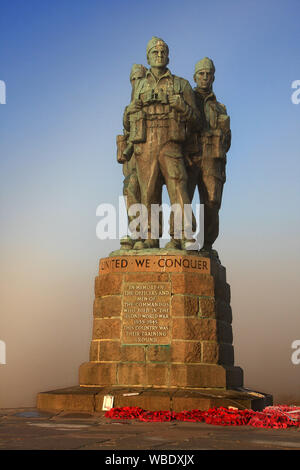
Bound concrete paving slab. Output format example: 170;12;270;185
0;407;299;450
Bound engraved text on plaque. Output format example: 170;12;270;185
121;282;171;344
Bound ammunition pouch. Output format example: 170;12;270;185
169;109;187;142
116;134;128;163
217;114;230;132
129;110;146;143
201;129;226;159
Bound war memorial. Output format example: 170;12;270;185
37;37;272;412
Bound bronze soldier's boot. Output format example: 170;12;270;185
133;240;146;250
120;236;134;250
144;239;159;249
164;238;181;250
181;238;198;251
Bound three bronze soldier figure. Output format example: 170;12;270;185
117;37;231;256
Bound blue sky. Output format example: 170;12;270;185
0;0;300;406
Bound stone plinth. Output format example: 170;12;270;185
37;386;273;413
37;250;273;412
79;252;243;389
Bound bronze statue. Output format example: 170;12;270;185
185;57;231;256
118;37;200;250
117;46;231;254
117;65;146;250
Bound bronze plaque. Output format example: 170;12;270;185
121;281;171;345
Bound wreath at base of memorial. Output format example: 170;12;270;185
105;406;300;429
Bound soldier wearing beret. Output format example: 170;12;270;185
185;57;231;257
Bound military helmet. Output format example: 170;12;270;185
146;36;169;56
194;57;215;75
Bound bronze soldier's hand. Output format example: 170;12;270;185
127;99;142;114
169;94;186;113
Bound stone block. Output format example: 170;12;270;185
146;364;169;386
89;341;99;361
37;389;96;412
93;295;121;318
199;297;216;318
124;272;170;283
171;273;215;296
172;394;212;412
110;391;171;411
146;345;171;362
216;300;232;323
171;341;202;363
172;317;218;341
215;281;231;303
95;274;123;297
117;363;147;386
219;343;234;365
170;363;227;388
171;295;199;317
225;366;244;388
200;341;234;365
120;345;145;362
99;341;121;361
79;362;117;386
201;341;219;364
217;321;233;344
93;318;121;340
211;261;227;283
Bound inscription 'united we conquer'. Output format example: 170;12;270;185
99;256;210;274
121;282;171;345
